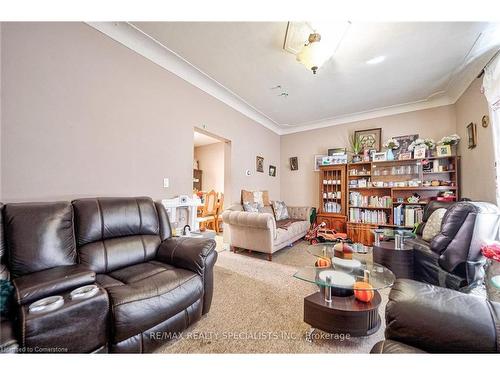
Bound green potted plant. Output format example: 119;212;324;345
349;134;363;163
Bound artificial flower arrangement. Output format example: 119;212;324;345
438;134;461;145
408;138;436;151
383;138;400;150
481;242;500;262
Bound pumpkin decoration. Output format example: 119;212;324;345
354;281;374;302
315;257;331;268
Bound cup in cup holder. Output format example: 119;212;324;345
70;284;99;300
28;295;64;314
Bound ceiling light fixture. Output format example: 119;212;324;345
366;56;386;65
295;22;351;75
296;33;327;75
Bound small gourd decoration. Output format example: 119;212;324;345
315;257;331;268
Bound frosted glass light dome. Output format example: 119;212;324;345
296;33;331;74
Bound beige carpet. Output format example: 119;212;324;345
157;241;389;353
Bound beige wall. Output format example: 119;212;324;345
1;22;495;207
280;105;458;207
0;23;2;201
194;142;225;192
0;23;280;204
455;78;496;203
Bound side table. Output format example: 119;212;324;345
373;241;414;279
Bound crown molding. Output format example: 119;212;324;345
279;95;454;135
86;22;493;137
86;22;283;135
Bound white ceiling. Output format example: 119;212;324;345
193;131;221;147
123;22;500;133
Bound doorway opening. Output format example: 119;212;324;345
193;128;231;244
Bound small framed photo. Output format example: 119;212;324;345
269;165;276;177
414;144;427;159
328;147;346;156
289;157;298;171
467;122;477;149
398;152;413;160
256;156;264;173
372;152;387;162
437;144;451;157
314;155;326;171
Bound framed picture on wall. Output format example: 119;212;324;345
355;128;382;152
269;165;277;177
289;157;298;171
256;156;264;172
392;134;419;159
467;122;477;149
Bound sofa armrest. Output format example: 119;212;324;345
287;206;312;221
12;264;96;305
385;279;500;353
156;237;216;276
156;237;217;314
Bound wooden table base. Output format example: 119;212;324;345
373;241;414;279
303;291;382;337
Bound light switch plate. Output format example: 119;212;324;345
163;178;169;188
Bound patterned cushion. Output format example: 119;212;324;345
272;201;290;221
243;202;264;213
422;208;447;242
241;190;271;206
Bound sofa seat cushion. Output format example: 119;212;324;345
103;261;203;343
274;220;309;248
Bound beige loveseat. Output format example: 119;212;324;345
222;205;312;261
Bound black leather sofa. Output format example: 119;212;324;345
371;279;500;353
408;201;500;290
0;197;217;353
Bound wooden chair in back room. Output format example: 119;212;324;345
197;190;218;231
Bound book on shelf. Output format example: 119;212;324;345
349;192;392;208
349;207;388;225
393;204;424;227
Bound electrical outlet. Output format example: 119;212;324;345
163;178;169;188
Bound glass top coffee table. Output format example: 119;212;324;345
293;242;396;337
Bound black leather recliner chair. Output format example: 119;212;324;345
408;201;500;290
0;197;217;353
371;279;500;353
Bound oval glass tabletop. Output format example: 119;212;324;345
374;229;416;241
293;243;396;291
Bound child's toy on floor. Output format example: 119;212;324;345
305;221;349;245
